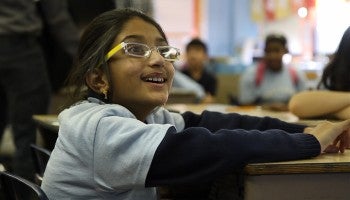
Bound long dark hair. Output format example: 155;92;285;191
318;26;350;91
65;8;168;105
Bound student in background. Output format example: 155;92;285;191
0;0;79;181
181;38;217;103
289;26;350;120
172;70;206;102
238;34;307;111
41;9;350;200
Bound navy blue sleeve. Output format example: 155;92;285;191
182;110;306;133
145;125;320;187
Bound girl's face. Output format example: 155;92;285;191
107;17;175;117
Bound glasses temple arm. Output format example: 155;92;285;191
105;42;125;61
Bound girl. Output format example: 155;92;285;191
41;9;350;200
289;26;350;120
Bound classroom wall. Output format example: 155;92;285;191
206;0;258;57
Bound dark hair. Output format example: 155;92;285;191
186;38;208;53
65;8;168;104
264;34;288;51
317;26;350;91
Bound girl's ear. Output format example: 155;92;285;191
85;68;109;96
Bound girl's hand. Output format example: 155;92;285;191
307;119;350;153
323;130;349;153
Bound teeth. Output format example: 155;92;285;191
145;77;165;83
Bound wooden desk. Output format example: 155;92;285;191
165;103;300;123
244;150;350;200
32;104;323;135
165;103;328;127
33;104;323;131
33;115;59;132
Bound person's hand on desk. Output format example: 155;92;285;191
304;119;350;153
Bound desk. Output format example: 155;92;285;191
33;104;301;130
33;104;319;138
32;104;322;135
165;103;300;123
33;115;59;132
165;103;327;127
244;150;350;200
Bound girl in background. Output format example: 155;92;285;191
289;26;350;120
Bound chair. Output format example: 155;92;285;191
32;115;59;151
167;89;198;104
30;144;51;185
0;171;49;200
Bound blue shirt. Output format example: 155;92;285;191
238;64;307;105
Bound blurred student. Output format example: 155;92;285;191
41;9;350;200
289;26;350;120
0;0;78;181
239;34;307;111
182;38;217;103
172;70;206;102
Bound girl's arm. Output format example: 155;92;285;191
334;106;350;120
182;110;306;133
146;119;350;187
145;126;319;187
288;91;350;119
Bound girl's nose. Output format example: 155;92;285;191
148;49;166;67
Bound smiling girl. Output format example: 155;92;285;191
41;9;350;200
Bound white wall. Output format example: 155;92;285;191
316;0;350;54
153;0;194;54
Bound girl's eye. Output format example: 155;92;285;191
127;44;147;56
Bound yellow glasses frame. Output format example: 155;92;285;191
105;42;180;62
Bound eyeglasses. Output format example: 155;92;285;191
105;42;180;62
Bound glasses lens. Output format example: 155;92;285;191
125;43;149;57
158;46;180;61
